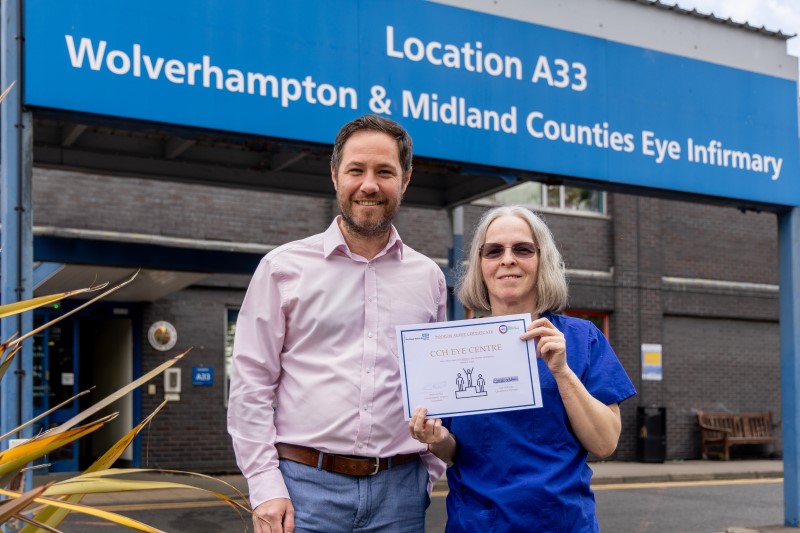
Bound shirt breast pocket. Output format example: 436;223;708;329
389;301;435;357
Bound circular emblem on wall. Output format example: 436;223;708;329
148;321;177;351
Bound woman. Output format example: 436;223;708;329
410;205;636;532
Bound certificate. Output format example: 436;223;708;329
396;313;543;419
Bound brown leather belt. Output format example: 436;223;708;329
276;443;419;477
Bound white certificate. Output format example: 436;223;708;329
396;313;543;419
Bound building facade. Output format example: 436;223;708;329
8;0;796;474
31;166;781;470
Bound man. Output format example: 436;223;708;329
227;114;447;533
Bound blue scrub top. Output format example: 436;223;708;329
443;312;637;533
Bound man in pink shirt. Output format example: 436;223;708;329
227;114;448;533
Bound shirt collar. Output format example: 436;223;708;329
323;216;404;260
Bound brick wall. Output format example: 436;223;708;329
139;287;243;473
611;194;779;461
393;206;452;259
662;316;780;458
134;190;781;465
661;200;778;284
34;168;333;244
37;165;782;466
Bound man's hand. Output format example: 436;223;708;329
253;498;295;533
409;407;449;444
409;406;457;464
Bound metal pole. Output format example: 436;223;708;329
1;0;34;487
448;206;465;320
780;207;800;526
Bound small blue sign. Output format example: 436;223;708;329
192;367;213;386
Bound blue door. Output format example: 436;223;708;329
32;314;80;472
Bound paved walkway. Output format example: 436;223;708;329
32;459;795;532
590;458;783;485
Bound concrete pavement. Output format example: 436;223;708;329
30;458;795;532
590;459;790;533
590;458;783;485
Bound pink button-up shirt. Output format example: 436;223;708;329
227;218;448;508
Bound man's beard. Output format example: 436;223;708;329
338;192;402;238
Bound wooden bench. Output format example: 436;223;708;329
696;411;776;461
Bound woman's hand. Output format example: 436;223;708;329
521;317;568;375
521;317;622;457
409;407;449;444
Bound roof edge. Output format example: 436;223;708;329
628;0;796;40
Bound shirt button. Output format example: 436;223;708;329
359;443;365;448
368;296;374;302
368;333;373;338
368;263;375;269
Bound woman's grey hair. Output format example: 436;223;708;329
456;205;568;314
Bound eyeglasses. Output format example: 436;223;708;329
479;242;539;260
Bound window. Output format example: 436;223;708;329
476;182;605;215
223;308;239;406
466;308;610;340
565;310;609;339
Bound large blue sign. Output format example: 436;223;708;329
24;0;800;206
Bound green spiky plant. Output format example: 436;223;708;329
0;85;258;532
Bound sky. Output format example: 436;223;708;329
676;0;800;58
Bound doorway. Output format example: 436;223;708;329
32;306;138;472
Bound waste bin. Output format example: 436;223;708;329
636;406;666;463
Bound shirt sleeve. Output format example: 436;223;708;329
226;256;288;508
581;324;637;406
436;271;448;322
419;269;449;488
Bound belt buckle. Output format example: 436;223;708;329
369;457;380;476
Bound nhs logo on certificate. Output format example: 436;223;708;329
396;313;543;419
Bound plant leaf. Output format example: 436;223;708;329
59;469;253;516
24;402;168;531
137;468;250;504
86;401;167;474
0;81;15;105
45;473;252;524
0;487;166;533
0;284;107;319
9;272;138;350
0;335;20;362
13;513;63;533
0;345;20;383
0;388;93;443
44;477;227;498
0;482;50;523
41;349;188;438
0;416;114;482
14;514;62;533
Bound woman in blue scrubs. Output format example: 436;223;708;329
410;205;636;532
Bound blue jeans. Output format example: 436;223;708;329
278;456;428;533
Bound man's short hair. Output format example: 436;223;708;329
330;114;413;176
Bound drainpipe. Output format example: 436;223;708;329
779;207;800;526
1;0;34;494
448;206;465;320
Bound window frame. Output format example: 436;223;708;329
223;307;240;407
564;309;610;339
473;181;607;218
